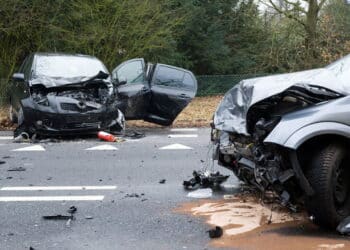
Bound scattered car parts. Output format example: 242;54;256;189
211;54;350;229
183;171;229;190
207;226;223;238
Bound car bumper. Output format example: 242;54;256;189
21;102;119;135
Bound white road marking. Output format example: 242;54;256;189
12;145;45;152
0;195;104;202
160;143;193;150
168;134;198;138
85;145;118;151
170;128;198;132
1;185;117;191
0;136;13;140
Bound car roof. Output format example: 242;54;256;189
33;52;98;60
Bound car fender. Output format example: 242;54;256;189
265;122;350;150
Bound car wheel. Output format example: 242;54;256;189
9;105;18;123
305;143;350;229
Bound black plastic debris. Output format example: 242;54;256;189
67;206;77;214
183;171;229;189
85;216;93;220
42;215;74;220
0;161;6;164
207;226;223;238
112;130;146;139
13;132;30;143
159;179;166;184
337;216;350;234
7;167;26;172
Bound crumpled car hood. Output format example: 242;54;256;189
214;68;350;135
30;72;110;88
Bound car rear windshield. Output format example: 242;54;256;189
34;55;108;78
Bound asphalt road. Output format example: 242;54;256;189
0;128;238;250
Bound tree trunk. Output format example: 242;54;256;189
304;0;319;63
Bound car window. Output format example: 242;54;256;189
154;65;194;90
22;55;33;78
18;56;29;73
116;60;144;84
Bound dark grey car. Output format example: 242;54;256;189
212;55;350;229
9;53;197;137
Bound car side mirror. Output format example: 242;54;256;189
116;76;127;86
12;73;25;82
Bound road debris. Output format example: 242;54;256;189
13;132;30;143
66;218;72;227
67;206;77;214
0;161;6;165
98;131;124;142
183;171;229;190
337;216;350;235
113;130;146;139
207;226;223;238
85;216;93;220
187;188;212;199
159;179;166;184
7;167;26;172
42;215;74;220
124;193;145;198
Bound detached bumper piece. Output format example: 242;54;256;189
183;171;229;190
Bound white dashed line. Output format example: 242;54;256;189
12;145;45;152
85;145;118;151
0;195;105;202
170;128;198;132
168;134;198;138
160;144;193;150
0;185;117;191
0;136;13;140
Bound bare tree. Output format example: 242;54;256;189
263;0;329;57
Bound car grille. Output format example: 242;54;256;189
61;103;96;112
65;114;101;124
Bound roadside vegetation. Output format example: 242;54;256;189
0;0;349;127
1;0;349;81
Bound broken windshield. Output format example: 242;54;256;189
33;55;109;79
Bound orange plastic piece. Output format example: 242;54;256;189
98;131;117;142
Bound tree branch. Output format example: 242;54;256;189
266;0;306;27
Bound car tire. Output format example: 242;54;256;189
305;143;350;229
9;105;18;124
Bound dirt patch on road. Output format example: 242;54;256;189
176;195;350;249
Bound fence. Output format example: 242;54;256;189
196;74;266;96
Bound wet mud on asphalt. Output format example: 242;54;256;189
175;194;350;250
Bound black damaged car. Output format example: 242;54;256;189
8;53;197;137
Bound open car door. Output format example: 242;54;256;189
112;58;151;119
144;64;197;126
